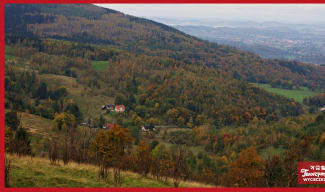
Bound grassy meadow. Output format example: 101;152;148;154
6;154;213;188
19;112;55;155
259;146;286;159
5;45;16;60
39;74;114;119
251;83;321;103
91;60;108;71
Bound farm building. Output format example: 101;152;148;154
102;104;115;111
142;125;156;132
106;104;115;111
103;123;115;129
115;105;125;113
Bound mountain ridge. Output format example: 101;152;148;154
5;4;325;91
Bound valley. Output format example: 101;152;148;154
172;22;325;65
4;4;325;188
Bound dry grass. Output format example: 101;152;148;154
19;112;57;155
20;112;53;138
7;154;214;188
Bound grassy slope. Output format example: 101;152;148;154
7;154;213;188
16;113;213;188
19;112;55;155
20;112;53;138
259;146;286;159
91;60;108;71
39;74;113;119
251;83;321;103
5;45;16;60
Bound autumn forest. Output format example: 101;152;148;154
4;4;325;188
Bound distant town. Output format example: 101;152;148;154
170;21;325;65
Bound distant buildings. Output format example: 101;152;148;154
101;104;125;113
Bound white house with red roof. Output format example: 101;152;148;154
103;123;115;129
115;105;125;113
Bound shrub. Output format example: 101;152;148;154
5;156;11;187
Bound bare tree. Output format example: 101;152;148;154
5;156;11;187
48;139;59;165
172;145;188;187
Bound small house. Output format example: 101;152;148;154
321;106;325;112
142;126;148;132
141;125;156;132
103;123;115;129
80;122;90;127
102;104;115;111
115;105;125;113
106;104;115;112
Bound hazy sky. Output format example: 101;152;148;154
95;4;325;24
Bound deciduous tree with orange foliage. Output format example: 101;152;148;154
135;140;152;176
222;146;265;187
89;124;132;185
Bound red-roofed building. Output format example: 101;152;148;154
115;105;125;113
103;123;115;129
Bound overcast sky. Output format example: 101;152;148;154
95;4;325;24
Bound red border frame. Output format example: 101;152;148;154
1;1;325;191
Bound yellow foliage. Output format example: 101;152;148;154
53;112;75;131
320;133;325;144
222;147;265;187
89;124;132;165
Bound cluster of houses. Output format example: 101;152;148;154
97;104;160;132
101;104;125;113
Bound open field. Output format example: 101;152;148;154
20;112;53;138
5;54;16;61
19;112;62;155
5;45;16;60
6;154;213;188
251;83;321;103
91;60;108;71
39;74;114;119
259;146;286;159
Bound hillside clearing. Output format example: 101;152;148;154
259;146;286;159
5;45;16;60
91;60;108;71
6;154;213;188
19;112;61;155
251;83;321;103
20;112;53;138
39;74;114;119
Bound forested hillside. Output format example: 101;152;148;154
5;38;303;127
4;4;325;188
5;4;325;90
